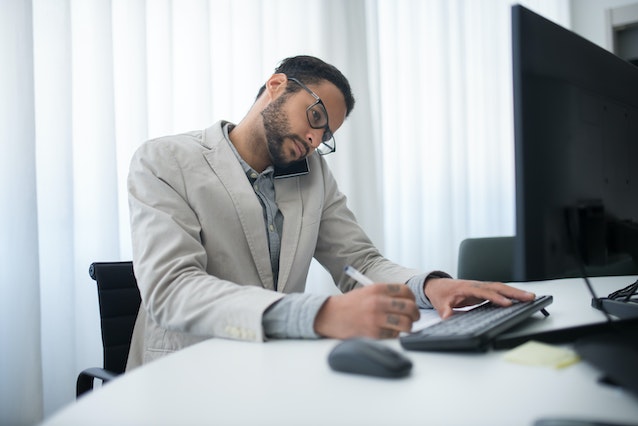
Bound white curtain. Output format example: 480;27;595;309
373;0;570;272
0;0;568;424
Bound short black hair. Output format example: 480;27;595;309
256;55;355;117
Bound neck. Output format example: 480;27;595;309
228;117;271;173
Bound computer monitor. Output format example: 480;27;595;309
511;4;638;282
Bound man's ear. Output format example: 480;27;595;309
264;73;288;100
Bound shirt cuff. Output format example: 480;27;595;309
406;271;453;309
407;274;433;309
262;293;329;339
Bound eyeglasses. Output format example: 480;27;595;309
288;77;336;155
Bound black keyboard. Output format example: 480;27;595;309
400;295;553;351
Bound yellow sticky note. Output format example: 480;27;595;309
503;340;580;369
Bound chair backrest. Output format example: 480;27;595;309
457;237;516;282
89;261;141;374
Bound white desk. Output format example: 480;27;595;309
44;276;638;426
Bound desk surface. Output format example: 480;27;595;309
44;276;638;426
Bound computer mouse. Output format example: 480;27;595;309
328;338;413;378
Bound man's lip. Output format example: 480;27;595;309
293;140;307;158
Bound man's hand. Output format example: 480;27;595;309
424;278;536;319
313;283;420;339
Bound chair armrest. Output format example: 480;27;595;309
76;367;120;398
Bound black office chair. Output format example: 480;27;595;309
457;236;516;282
76;261;141;398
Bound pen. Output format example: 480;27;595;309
344;265;374;286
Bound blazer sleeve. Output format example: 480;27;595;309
311;157;421;292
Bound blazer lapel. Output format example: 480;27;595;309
275;177;303;292
201;124;275;290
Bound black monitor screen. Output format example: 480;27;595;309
512;5;638;281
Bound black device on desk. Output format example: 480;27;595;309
328;338;413;378
400;296;553;351
509;4;638;283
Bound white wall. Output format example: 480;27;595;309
570;0;638;49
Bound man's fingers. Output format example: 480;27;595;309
438;305;454;319
374;313;413;337
388;297;420;320
461;281;535;305
359;283;419;318
378;329;400;339
498;285;536;301
367;284;421;332
382;283;415;298
485;284;535;306
438;282;537;314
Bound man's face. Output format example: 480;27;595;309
261;93;308;167
260;79;347;167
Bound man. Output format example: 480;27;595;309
126;55;534;369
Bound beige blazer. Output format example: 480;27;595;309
126;121;419;368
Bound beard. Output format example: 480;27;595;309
261;95;309;167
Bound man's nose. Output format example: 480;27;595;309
306;128;323;149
